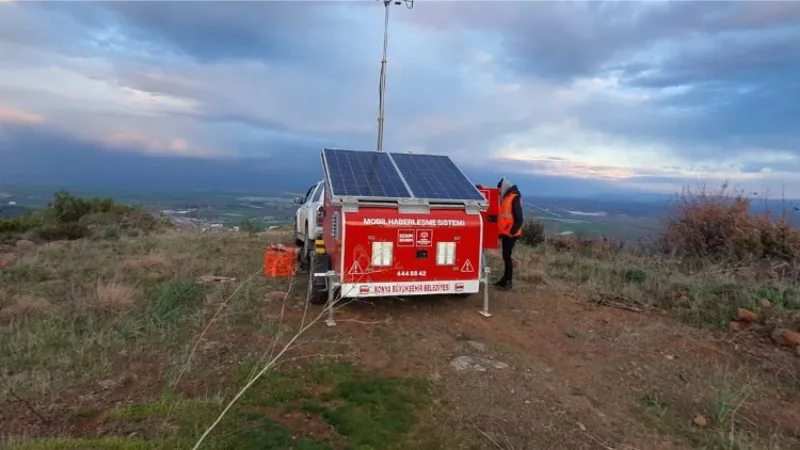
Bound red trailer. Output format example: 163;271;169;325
306;148;499;326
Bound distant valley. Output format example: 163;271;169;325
1;184;797;240
0;184;668;239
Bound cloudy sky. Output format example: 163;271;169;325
0;1;798;196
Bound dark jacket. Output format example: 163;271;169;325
503;185;524;236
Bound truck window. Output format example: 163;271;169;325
312;183;324;202
303;184;316;203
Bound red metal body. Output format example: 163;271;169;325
322;199;483;298
475;185;500;250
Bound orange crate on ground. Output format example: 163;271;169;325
264;245;296;277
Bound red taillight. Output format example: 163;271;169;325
316;207;324;227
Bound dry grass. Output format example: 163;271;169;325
92;282;138;311
0;229;280;399
519;241;800;332
1;253;17;266
123;253;172;271
14;240;37;252
0;296;51;322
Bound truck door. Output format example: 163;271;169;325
298;183;318;238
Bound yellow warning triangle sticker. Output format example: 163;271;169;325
348;261;364;275
460;259;474;272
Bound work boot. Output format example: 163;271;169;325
493;279;509;289
496;282;513;291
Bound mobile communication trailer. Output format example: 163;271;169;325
306;148;499;326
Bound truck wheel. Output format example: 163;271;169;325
306;252;330;305
297;231;314;273
294;218;304;247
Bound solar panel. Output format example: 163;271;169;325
389;153;486;202
323;148;412;199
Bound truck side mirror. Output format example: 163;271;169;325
294;196;305;205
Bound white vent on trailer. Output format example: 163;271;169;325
436;242;456;265
371;242;394;267
331;211;340;239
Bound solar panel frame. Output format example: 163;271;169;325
321;148;487;205
388;152;487;202
322;148;413;200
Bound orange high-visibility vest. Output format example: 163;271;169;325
499;192;522;237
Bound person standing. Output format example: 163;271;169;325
494;177;523;290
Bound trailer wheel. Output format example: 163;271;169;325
307;252;331;305
298;235;313;273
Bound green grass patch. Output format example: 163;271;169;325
319;375;430;449
217;415;333;450
96;361;431;450
2;437;162;450
636;382;798;450
752;286;800;310
104;396;333;449
538;249;800;332
69;405;96;420
672;283;743;331
151;279;208;324
623;268;648;284
245;360;432;449
0;263;54;284
635;391;744;450
106;397;203;422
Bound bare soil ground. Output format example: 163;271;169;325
1;230;798;449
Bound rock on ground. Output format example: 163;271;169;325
450;355;508;372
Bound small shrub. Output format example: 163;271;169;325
120;208;167;231
49;189;126;224
33;222;90;242
519;220;545;247
100;226;122;240
624;269;648;284
1;190;168;241
0;211;46;234
79;211;124;228
662;183;800;263
238;219;263;234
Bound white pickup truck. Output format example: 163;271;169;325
293;180;324;249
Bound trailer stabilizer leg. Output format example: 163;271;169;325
325;271;337;327
479;253;492;318
479;277;492;318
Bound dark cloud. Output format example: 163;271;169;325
575;67;800;159
0;121;644;198
622;29;800;89
0;123;323;191
404;1;800;80
19;1;371;65
393;1;800;158
2;1;799;198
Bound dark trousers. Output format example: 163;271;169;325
499;235;517;284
